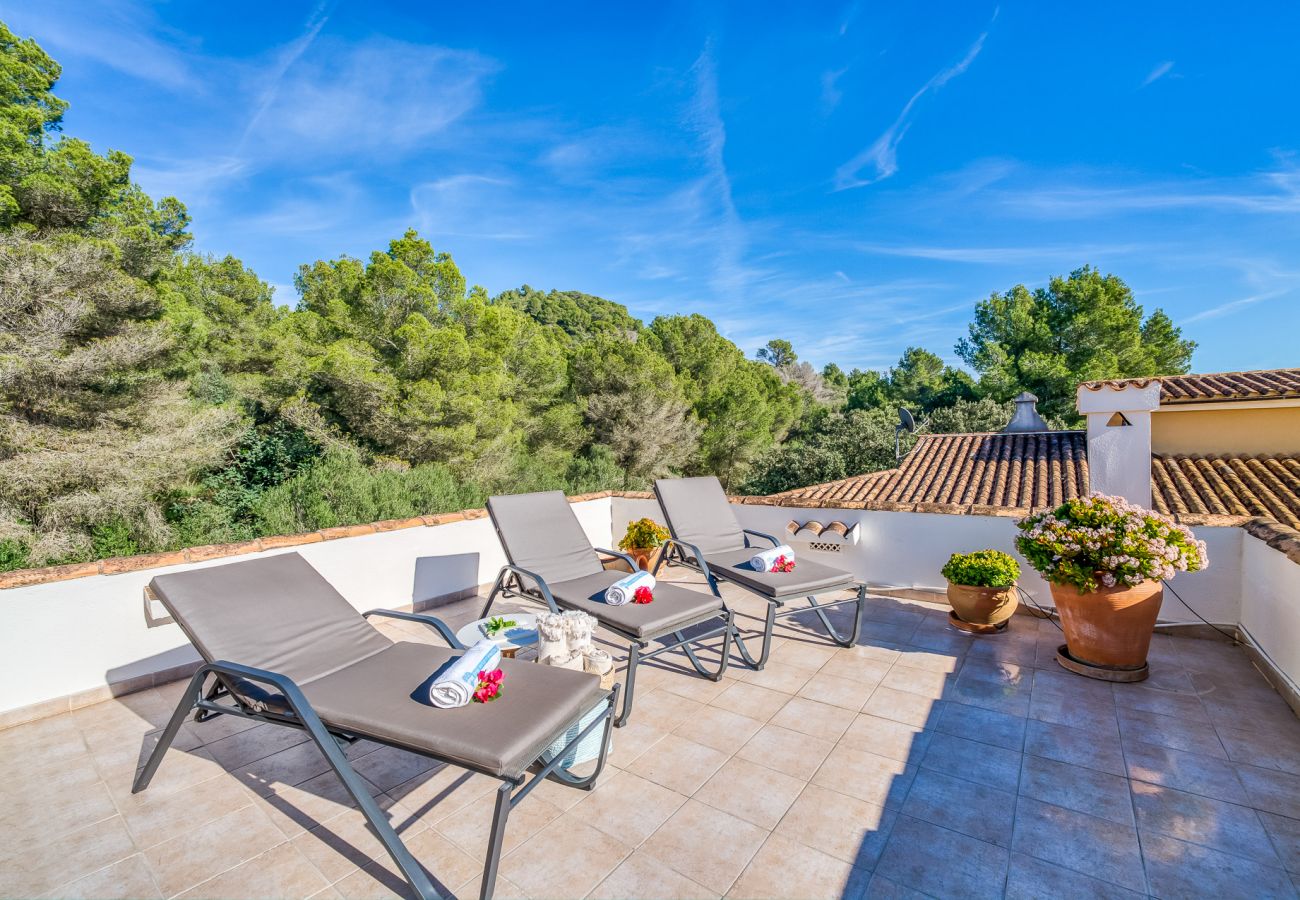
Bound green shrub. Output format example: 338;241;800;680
90;520;141;559
0;539;30;572
618;517;670;551
941;550;1020;588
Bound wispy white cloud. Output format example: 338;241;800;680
834;10;997;190
4;0;200;90
1141;60;1175;88
821;65;850;114
409;175;532;241
855;240;1154;264
131;156;247;203
245;38;499;159
238;1;336;151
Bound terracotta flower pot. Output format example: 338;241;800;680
625;545;664;572
946;582;1018;627
1049;580;1163;669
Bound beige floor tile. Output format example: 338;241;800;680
819;653;891;687
727;832;871;899
572;770;688;844
695;757;805;829
673;705;764;754
735;661;813;694
770;696;857;741
605;719;668;769
861;686;940;728
0;815;136;898
205;722;312;771
641;800;768;895
334;828;483;899
372;764;496;828
768;640;836;672
708;681;790;722
627;733;729;795
657;670;734;705
880;664;957;699
231;740;335;797
108;747;226;805
736;723;834;781
629;690;706;732
891;648;963;673
143;803;287;897
251;769;391;838
795;673;874;711
773;783;896;868
175;842;330;899
812;744;916;810
839;713;931;764
348;745;443;794
292;795;421;883
500;815;629;899
41;854;161;900
588;849;718;900
116;770;254;847
435;791;563;860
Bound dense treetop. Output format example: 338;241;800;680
0;23;1195;570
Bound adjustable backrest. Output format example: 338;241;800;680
149;553;393;686
487;491;605;585
654;476;746;555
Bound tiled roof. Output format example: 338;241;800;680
764;431;1089;514
1079;368;1300;405
1151;454;1300;528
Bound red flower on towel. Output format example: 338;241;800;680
770;555;796;573
633;585;654;604
473;668;505;703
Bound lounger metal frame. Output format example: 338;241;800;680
133;609;617;900
481;546;734;728
653;529;867;670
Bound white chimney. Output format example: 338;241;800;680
1076;381;1161;507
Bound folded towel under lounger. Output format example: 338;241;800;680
428;639;503;708
604;569;655;605
750;544;796;572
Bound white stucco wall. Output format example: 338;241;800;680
0;497;614;716
1241;536;1300;700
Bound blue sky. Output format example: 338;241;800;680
8;1;1300;373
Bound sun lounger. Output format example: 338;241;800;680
654;476;866;669
483;491;734;727
134;552;615;900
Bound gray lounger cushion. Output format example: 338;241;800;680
702;549;856;600
653;476;746;554
302;641;604;778
487;491;606;585
547;571;725;638
149;553;605;779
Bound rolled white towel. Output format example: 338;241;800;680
428;639;503;708
604;569;655;605
750;544;796;572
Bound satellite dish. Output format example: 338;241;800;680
894;408;916;462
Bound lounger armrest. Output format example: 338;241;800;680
496;563;561;613
743;529;780;548
363;609;466;649
653;537;716;581
593;547;639;572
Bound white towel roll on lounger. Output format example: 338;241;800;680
750;544;796;572
428;639;503;708
604;569;655;605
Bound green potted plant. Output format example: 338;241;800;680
941;550;1021;630
1016;493;1207;675
618;517;671;571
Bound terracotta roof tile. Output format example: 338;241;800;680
770;431;1089;512
1079;368;1300;405
1151;454;1300;528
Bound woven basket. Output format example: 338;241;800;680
540;699;611;768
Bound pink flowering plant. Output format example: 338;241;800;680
1015;492;1208;593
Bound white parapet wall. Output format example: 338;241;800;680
0;496;614;721
613;495;1244;626
1240;534;1300;708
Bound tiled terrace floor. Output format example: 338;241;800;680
2;576;1299;899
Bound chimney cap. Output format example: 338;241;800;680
1002;392;1051;433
